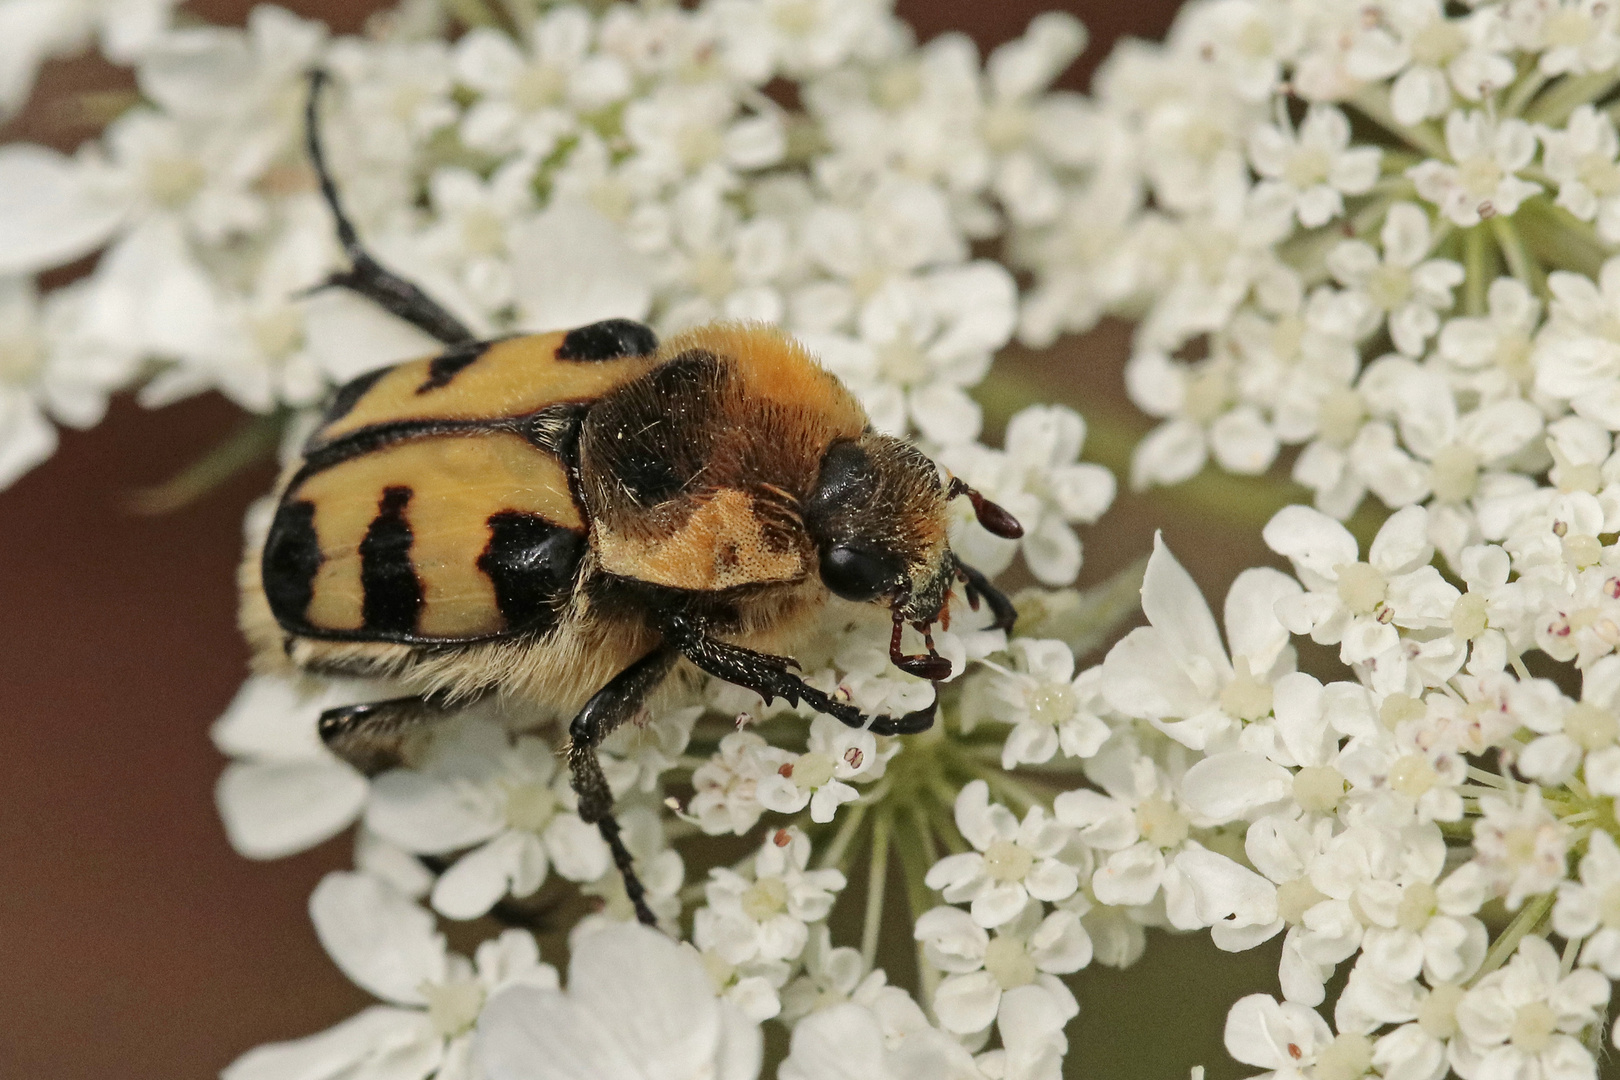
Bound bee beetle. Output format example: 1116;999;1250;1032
240;73;1022;926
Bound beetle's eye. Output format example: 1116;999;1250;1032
820;544;902;603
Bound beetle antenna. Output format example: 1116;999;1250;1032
947;477;1023;538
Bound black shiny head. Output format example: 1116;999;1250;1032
805;434;957;680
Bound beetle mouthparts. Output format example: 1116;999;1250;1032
889;606;952;682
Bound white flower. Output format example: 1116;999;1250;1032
1407;110;1541;227
1506;0;1620;77
696;827;845;969
688;730;789;836
476;921;762;1080
1264;504;1462;696
983;638;1109;768
1249;105;1380;229
453;11;630;157
1453;936;1608;1080
1223;994;1332;1080
211;674;372;860
1540;104;1620;244
0;0;177;117
1102;532;1300;751
780;1001;984;1080
1470;786;1572;909
224;871;555;1080
940;404;1115;586
1345;2;1512;126
757;714;895;823
365;715;610;920
1549;829;1620;980
925;780;1079;928
913;901;1083;1038
1325;202;1462;358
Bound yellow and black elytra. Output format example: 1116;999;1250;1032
242;73;1023;927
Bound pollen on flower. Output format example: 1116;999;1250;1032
1509;1000;1559;1053
1219;656;1273;721
503;782;558;833
982;838;1035;883
1564;701;1618;751
982;934;1037;990
1136;796;1190;849
1417;983;1465;1039
1334;562;1387;616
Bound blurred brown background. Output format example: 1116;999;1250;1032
0;1;1297;1076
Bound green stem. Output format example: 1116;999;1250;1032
1471;891;1556;984
1348;84;1448;159
1516;197;1613;277
816;801;869;871
1504;68;1552;118
861;811;892;971
896;807;942;1009
439;0;505;28
1491;214;1548;298
1526;71;1620;126
956;757;1049;811
127;410;285;515
1463;225;1490;316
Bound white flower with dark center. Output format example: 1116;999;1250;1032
756;714;895;823
1470;786;1572;909
476;921;762;1080
1249;105;1380;229
224;872;556;1080
365;715;610;920
925;781;1079;928
1407;110;1541;228
1325;202;1462;358
914;901;1085;1038
1453;935;1608;1080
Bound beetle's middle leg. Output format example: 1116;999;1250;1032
566;644;680;928
302;69;475;347
318;690;469;775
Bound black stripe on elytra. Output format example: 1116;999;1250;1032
556;319;658;362
319;367;390;431
262;499;324;630
291;417;517;489
478;511;588;630
359;486;422;635
416;338;499;394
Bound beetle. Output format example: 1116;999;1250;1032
240;72;1021;925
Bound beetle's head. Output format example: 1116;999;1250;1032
803;433;1021;681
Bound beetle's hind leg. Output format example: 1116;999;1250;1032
955;558;1018;633
566;644;681;928
302;69;475;346
319;691;465;775
659;614;937;737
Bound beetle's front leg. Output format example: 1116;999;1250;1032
658;614;936;736
955;557;1018;632
565;644;680;927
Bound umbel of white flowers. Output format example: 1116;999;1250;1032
16;0;1620;1079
